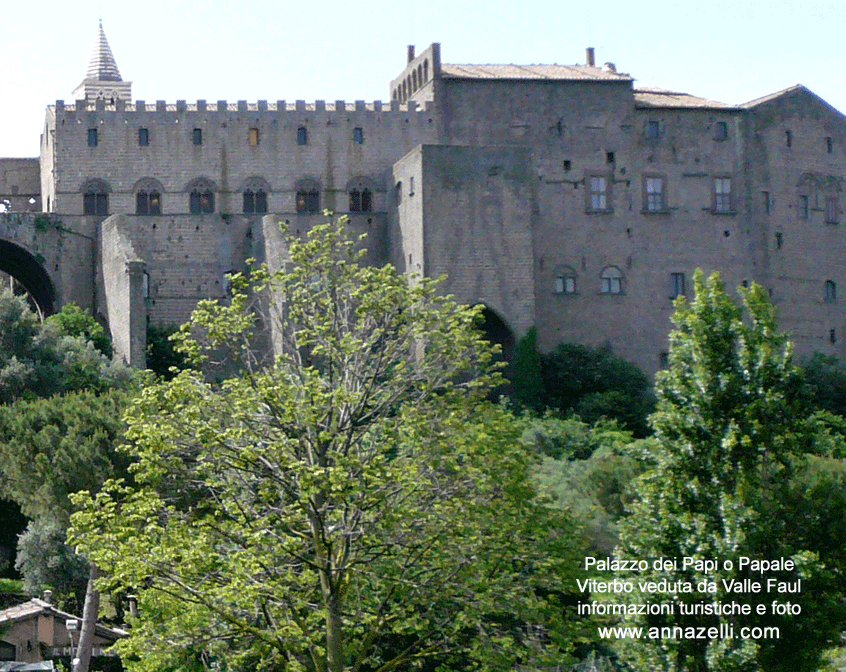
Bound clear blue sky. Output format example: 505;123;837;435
2;0;845;158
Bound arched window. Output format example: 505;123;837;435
347;177;376;213
600;266;624;295
186;178;217;214
554;266;577;294
423;59;429;82
295;179;320;214
81;179;109;216
242;178;270;215
134;178;164;216
825;279;837;303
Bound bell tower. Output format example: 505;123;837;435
71;21;132;104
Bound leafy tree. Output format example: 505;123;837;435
614;271;845;672
45;302;113;358
512;326;545;412
16;518;90;613
539;342;654;436
145;323;188;379
0;289;130;403
0;289;135;672
800;352;846;418
71;218;589;672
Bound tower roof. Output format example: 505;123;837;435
83;21;122;82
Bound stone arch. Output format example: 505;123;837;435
478;306;516;364
0;239;56;317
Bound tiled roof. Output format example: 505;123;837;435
83;21;122;82
0;598;126;640
742;84;808;108
441;63;632;82
634;87;737;110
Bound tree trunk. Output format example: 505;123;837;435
74;563;101;672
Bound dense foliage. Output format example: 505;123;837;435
71;219;588;672
615;271;846;672
510;331;654;436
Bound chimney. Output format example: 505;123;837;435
407;45;416;63
43;590;52;604
586;47;595;67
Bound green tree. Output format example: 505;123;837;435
145;323;189;379
540;342;654;436
512;326;545;412
45;302;113;358
0;289;129;403
800;352;846;418
71;218;588;672
0;289;135;672
615;271;844;672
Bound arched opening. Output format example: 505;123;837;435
0;240;56;318
477;306;516;364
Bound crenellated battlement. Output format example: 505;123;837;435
52;99;434;114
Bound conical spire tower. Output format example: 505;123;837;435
72;21;132;104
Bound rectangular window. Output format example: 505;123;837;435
786;130;793;147
138;128;149;146
297;126;308;145
670;272;686;299
353;127;364;144
713;177;732;213
799;194;809;219
827;136;834;153
644;176;665;212
87;128;98;147
714;121;728;141
589;175;609;211
762;191;770;214
192;128;203;146
249;128;260;146
647;120;660;139
409;176;415;196
826;196;838;224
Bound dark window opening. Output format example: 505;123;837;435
296;189;319;213
606;151;615;164
775;232;783;249
827;136;834;153
243;189;268;214
136;190;161;215
139;128;149;146
670;272;686;299
563;160;571;172
714;121;728;141
825;280;837;303
192;128;203;146
190;190;214;214
831;328;838;344
87;128;98;147
297;127;308;145
647;120;660;139
786;130;793;147
349;188;373;213
353;127;364;144
83;191;108;216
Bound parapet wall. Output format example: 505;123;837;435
45;99;439;216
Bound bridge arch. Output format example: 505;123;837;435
477;305;516;363
0;240;56;317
